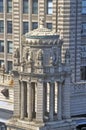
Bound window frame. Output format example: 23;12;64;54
23;21;29;34
32;0;38;14
32;22;38;30
47;0;53;15
23;0;28;14
0;0;3;13
7;0;12;13
7;21;12;34
0;40;4;52
0;20;4;33
7;41;13;54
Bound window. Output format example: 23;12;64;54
0;40;4;52
7;21;12;33
7;61;12;72
32;22;38;30
46;23;52;29
32;0;38;14
23;0;28;13
23;22;28;34
80;66;86;80
7;0;12;13
81;23;86;36
0;20;4;33
7;41;13;53
0;0;3;12
47;0;53;14
0;60;4;68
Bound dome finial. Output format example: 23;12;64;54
39;18;45;28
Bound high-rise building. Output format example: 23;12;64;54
0;0;83;83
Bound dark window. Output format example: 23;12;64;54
80;66;86;80
0;20;4;33
7;41;13;53
47;0;53;14
7;21;12;33
7;61;12;72
0;0;3;12
32;0;38;14
7;0;12;13
81;23;86;36
23;22;28;34
23;0;28;13
32;22;38;30
0;40;4;52
46;23;52;29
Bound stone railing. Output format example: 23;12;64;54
71;82;86;94
0;73;14;87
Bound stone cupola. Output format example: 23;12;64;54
12;19;71;125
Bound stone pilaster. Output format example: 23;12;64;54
49;82;55;121
62;73;71;119
20;81;25;119
13;71;21;117
27;82;32;121
57;82;62;120
36;79;44;122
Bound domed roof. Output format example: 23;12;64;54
25;19;59;40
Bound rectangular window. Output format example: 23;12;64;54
46;23;52;29
0;60;4;68
7;0;12;13
0;40;4;52
80;66;86;80
32;0;38;14
7;21;12;33
23;0;28;13
7;41;13;53
81;23;86;36
82;0;86;14
0;20;4;33
23;22;28;34
0;0;3;12
7;61;12;72
47;0;53;14
32;22;38;30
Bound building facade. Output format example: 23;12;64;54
0;0;85;83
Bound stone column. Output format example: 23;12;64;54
36;79;44;122
27;81;32;121
49;82;55;121
62;73;71;119
20;81;25;119
57;82;62;120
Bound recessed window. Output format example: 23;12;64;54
0;0;3;13
81;23;86;36
46;23;52;29
23;0;28;13
32;22;38;30
7;21;12;33
0;20;4;33
80;66;86;80
0;40;4;52
7;41;13;53
23;22;29;34
0;60;4;68
32;0;38;14
47;0;53;14
7;0;12;13
7;61;12;72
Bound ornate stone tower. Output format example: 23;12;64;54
6;20;76;130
